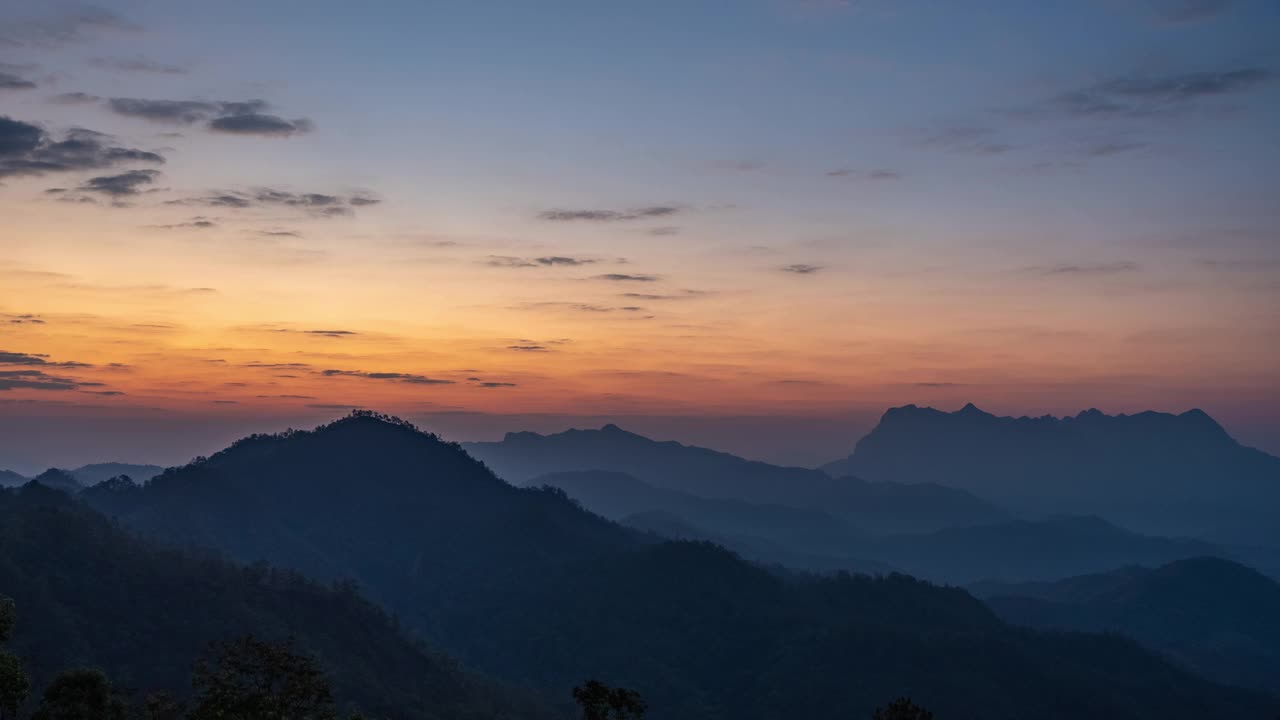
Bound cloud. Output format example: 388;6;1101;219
1082;141;1148;157
149;217;216;230
1030;261;1141;275
593;273;659;282
106;97;314;137
827;168;901;180
0;116;164;178
539;206;683;222
209;113;313;137
647;226;680;236
781;263;823;274
0;72;35;89
168;188;377;217
78;169;160;196
320;369;454;385
82;389;124;396
1054;68;1272;118
507;345;549;352
0;350;89;367
914;382;966;387
477;381;517;388
1154;0;1233;24
3;314;44;325
49;91;100;104
485;255;598;268
90;56;187;74
620;289;711;301
0;6;132;48
914;127;1011;155
0;369;102;392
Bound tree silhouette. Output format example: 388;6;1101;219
573;680;646;720
30;669;127;720
189;635;337;720
0;597;29;720
873;697;934;720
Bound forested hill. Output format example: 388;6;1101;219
80;412;1280;719
0;481;557;720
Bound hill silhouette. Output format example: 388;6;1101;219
823;404;1280;544
467;424;1008;534
974;557;1280;693
0;481;556;719
81;412;1280;719
70;462;164;486
0;469;26;488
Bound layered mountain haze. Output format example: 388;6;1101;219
823;404;1280;545
71;413;1280;718
973;557;1280;693
466;424;1008;534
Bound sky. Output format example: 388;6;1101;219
1;0;1278;473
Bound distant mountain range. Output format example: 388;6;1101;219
72;413;1280;718
823;404;1280;545
0;463;164;490
973;557;1280;693
467;424;1008;534
533;470;1223;583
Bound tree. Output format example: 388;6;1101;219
573;680;646;720
189;635;337;720
0;597;29;720
873;697;934;720
30;669;127;720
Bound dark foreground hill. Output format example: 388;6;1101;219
84;413;1280;719
973;557;1280;693
0;481;555;720
824;404;1280;545
466;424;1007;534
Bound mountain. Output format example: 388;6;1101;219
973;557;1280;693
823;404;1280;544
70;462;164;486
83;413;1280;719
531;470;889;572
873;515;1220;585
466;424;1008;534
0;469;26;488
0;482;556;719
29;468;81;494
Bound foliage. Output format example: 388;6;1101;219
873;697;934;720
190;636;335;720
573;680;646;720
0;597;29;720
30;670;126;720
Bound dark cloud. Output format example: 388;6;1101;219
477;382;517;388
914;127;1011;155
0;369;102;392
1055;68;1271;118
507;345;549;352
49;91;100;104
209;113;312;137
1031;261;1141;275
1154;0;1233;24
593;273;660;282
486;255;598;268
106;97;313;137
256;394;317;400
781;263;823;274
0;72;35;89
647;226;680;236
0;351;89;368
1082;141;1148;157
914;382;966;388
79;169;160;196
90;56;187;74
168;188;376;217
149;216;216;230
82;390;124;396
827;168;901;180
259;229;302;238
5;314;45;325
0;116;164;178
0;6;132;48
320;369;454;385
620;289;711;301
539;206;683;222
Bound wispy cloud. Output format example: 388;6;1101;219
1054;68;1272;118
90;55;187;74
781;263;823;274
106;97;313;137
539;206;683;222
593;273;659;282
1028;261;1140;275
320;369;453;385
0;116;164;178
